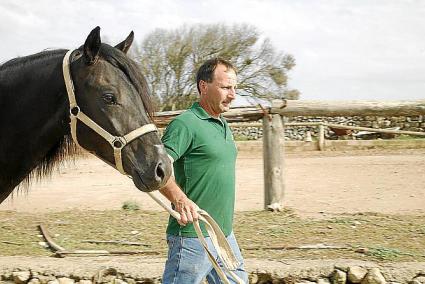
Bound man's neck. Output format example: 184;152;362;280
199;101;220;119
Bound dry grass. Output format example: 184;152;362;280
0;210;424;262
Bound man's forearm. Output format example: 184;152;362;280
159;176;187;205
159;176;199;224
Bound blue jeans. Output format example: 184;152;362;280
162;232;248;284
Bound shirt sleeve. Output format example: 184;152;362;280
161;118;193;162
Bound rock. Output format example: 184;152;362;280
124;278;136;284
12;271;31;283
318;279;331;284
413;276;425;284
348;266;368;283
28;279;42;284
38;275;57;284
249;273;259;284
361;268;386;284
47;280;59;284
332;270;347;284
38;241;49;248
1;271;12;281
58;277;75;284
113;280;127;284
77;280;92;284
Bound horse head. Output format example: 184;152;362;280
66;27;171;192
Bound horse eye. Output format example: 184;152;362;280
102;93;117;105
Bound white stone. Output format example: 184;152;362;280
348;266;368;283
38;275;57;284
47;280;59;284
12;271;31;283
28;279;42;284
318;279;331;284
332;270;347;284
113;280;128;284
77;281;92;284
361;268;386;284
413;276;425;284
57;277;75;284
38;241;49;248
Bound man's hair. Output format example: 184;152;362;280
196;58;236;94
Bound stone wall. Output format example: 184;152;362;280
231;115;425;141
1;258;425;284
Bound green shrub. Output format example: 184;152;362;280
122;200;140;211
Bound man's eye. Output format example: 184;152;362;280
102;93;117;105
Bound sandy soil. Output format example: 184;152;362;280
1;148;424;217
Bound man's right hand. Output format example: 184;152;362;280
174;196;199;226
159;176;199;226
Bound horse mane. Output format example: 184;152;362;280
14;136;79;198
0;49;66;72
1;49;80;199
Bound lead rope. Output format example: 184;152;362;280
147;192;245;284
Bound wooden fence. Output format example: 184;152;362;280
154;99;425;210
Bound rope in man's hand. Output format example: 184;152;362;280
147;191;245;284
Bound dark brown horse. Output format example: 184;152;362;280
0;27;172;204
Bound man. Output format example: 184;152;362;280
160;58;248;283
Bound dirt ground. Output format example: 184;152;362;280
1;148;424;217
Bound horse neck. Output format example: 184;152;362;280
0;51;70;200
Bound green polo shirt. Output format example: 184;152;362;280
161;102;237;237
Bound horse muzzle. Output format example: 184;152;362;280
131;145;172;192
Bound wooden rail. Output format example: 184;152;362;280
271;100;425;117
154;100;425;127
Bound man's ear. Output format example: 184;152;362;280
199;80;208;95
115;31;134;54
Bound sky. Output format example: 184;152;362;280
1;0;424;100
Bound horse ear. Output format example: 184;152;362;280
115;31;134;54
83;26;101;65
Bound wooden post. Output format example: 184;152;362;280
262;114;285;211
318;123;325;151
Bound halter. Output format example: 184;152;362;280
62;50;158;175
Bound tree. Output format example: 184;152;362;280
131;24;299;111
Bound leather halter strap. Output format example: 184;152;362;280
62;50;158;175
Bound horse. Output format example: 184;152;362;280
0;27;172;204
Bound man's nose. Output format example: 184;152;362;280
228;88;236;98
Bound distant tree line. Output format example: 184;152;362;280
130;24;300;111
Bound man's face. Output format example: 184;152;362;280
200;64;237;117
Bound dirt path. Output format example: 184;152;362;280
1;149;424;217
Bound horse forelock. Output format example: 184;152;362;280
99;45;154;120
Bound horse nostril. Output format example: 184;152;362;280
155;161;166;181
